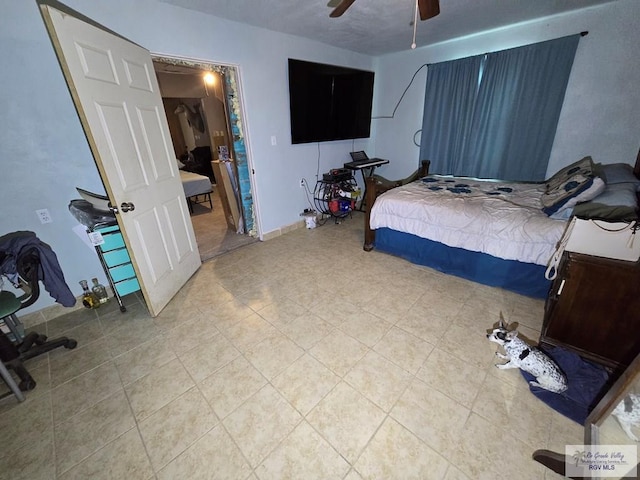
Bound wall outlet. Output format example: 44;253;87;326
36;208;52;224
299;179;305;188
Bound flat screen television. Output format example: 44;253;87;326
288;59;374;144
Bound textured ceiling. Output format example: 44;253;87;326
158;0;617;55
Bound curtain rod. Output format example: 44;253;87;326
425;32;589;67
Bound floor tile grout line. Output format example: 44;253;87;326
51;384;131;477
47;355;58;480
114;352;161;480
178;343;259;477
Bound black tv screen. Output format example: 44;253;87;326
288;59;374;144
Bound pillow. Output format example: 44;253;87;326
572;182;639;221
542;174;606;216
599;163;640;188
592;163;607;183
549;208;574;220
545;156;594;193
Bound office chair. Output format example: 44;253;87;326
0;237;77;395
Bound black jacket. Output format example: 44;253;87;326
0;231;76;308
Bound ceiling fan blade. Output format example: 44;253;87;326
418;0;440;20
330;0;357;18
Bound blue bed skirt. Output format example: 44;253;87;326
374;228;551;298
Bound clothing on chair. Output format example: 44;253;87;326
0;231;76;307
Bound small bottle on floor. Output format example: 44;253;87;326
79;279;99;309
91;278;109;304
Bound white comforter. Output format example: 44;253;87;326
369;176;567;265
179;170;212;198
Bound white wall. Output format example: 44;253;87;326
0;0;373;314
371;0;640;180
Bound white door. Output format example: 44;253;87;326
40;2;201;316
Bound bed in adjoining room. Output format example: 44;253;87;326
364;155;640;299
179;170;213;213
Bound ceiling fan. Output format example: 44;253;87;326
328;0;440;20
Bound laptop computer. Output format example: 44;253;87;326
349;151;369;163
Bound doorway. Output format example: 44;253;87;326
152;55;258;261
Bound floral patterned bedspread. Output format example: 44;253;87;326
369;175;567;265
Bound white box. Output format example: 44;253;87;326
565;218;639;262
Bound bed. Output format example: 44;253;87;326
179;170;213;213
364;155;640;299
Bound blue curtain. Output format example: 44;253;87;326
419;55;483;175
420;34;580;181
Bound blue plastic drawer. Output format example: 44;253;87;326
102;248;131;267
109;263;136;283
115;277;140;296
95;224;119;234
99;232;125;252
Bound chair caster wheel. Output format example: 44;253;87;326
65;339;78;349
119;306;127;313
19;379;36;391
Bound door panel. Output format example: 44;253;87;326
95;103;149;189
40;2;201;316
163;198;195;260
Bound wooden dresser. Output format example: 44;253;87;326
540;251;640;371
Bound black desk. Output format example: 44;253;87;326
344;158;389;210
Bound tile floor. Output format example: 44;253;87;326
190;188;259;262
0;212;583;479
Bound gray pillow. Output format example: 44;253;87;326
573;182;639;221
599;163;640;189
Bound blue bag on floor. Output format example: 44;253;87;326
520;346;611;424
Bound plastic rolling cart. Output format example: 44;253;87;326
69;199;141;312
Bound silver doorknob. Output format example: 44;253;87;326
108;202;119;214
120;202;135;212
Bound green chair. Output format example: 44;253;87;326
0;290;24;341
0;234;78;397
0;356;24;402
0;291;30;400
0;290;77;395
0;290;25;401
